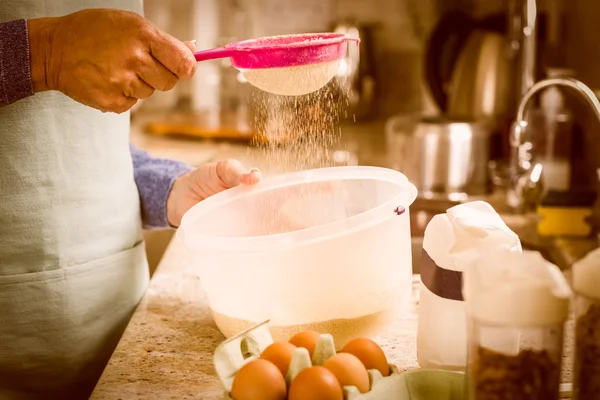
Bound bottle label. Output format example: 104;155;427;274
420;249;463;301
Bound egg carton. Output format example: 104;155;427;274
213;320;465;400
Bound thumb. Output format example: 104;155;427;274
216;159;261;188
149;30;197;79
184;40;197;53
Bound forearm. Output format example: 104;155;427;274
130;145;193;229
0;19;34;106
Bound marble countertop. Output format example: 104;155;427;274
90;119;594;399
90;239;422;400
90;238;582;399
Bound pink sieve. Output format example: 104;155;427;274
193;33;360;96
194;32;360;69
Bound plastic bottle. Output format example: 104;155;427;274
417;201;522;371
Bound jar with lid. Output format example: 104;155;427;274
463;249;571;400
572;248;600;399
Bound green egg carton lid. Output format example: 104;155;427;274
214;320;467;400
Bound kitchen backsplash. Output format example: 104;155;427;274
141;0;596;122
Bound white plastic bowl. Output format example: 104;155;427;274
178;166;418;345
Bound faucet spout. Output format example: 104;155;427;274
509;77;600;209
516;78;600;128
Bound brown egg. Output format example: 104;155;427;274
340;337;390;377
289;330;320;357
260;341;297;376
323;353;370;393
230;359;287;400
288;366;344;400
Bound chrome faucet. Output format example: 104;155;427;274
508;77;600;210
509;0;537;97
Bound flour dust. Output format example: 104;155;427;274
251;78;350;174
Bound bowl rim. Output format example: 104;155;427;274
177;166;418;254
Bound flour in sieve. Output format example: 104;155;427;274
242;60;341;96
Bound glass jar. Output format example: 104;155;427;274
466;317;563;400
573;293;600;399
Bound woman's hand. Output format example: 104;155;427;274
27;9;196;113
166;160;262;227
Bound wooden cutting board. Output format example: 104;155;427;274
145;121;266;143
142;111;297;145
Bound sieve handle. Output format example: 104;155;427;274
344;37;361;46
194;47;240;62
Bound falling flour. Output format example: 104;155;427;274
252;78;349;173
243;80;349;236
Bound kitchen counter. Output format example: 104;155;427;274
91;118;595;399
91;120;419;399
90;226;585;400
90;239;422;399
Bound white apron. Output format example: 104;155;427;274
0;1;149;398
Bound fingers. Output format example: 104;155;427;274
133;39;195;93
115;97;138;114
135;52;179;92
97;95;138;114
124;76;155;99
216;160;262;188
241;168;262;185
149;29;197;80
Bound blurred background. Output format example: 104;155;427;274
137;0;600;116
136;0;600;170
135;0;600;270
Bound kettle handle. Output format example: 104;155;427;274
423;11;476;112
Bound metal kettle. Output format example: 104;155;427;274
424;11;514;121
332;19;378;121
446;30;514;120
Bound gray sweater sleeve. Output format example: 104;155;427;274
0;19;34;106
0;19;193;229
130;145;193;229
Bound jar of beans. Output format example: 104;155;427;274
463;250;571;400
572;249;600;400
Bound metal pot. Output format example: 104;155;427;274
385;115;492;199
